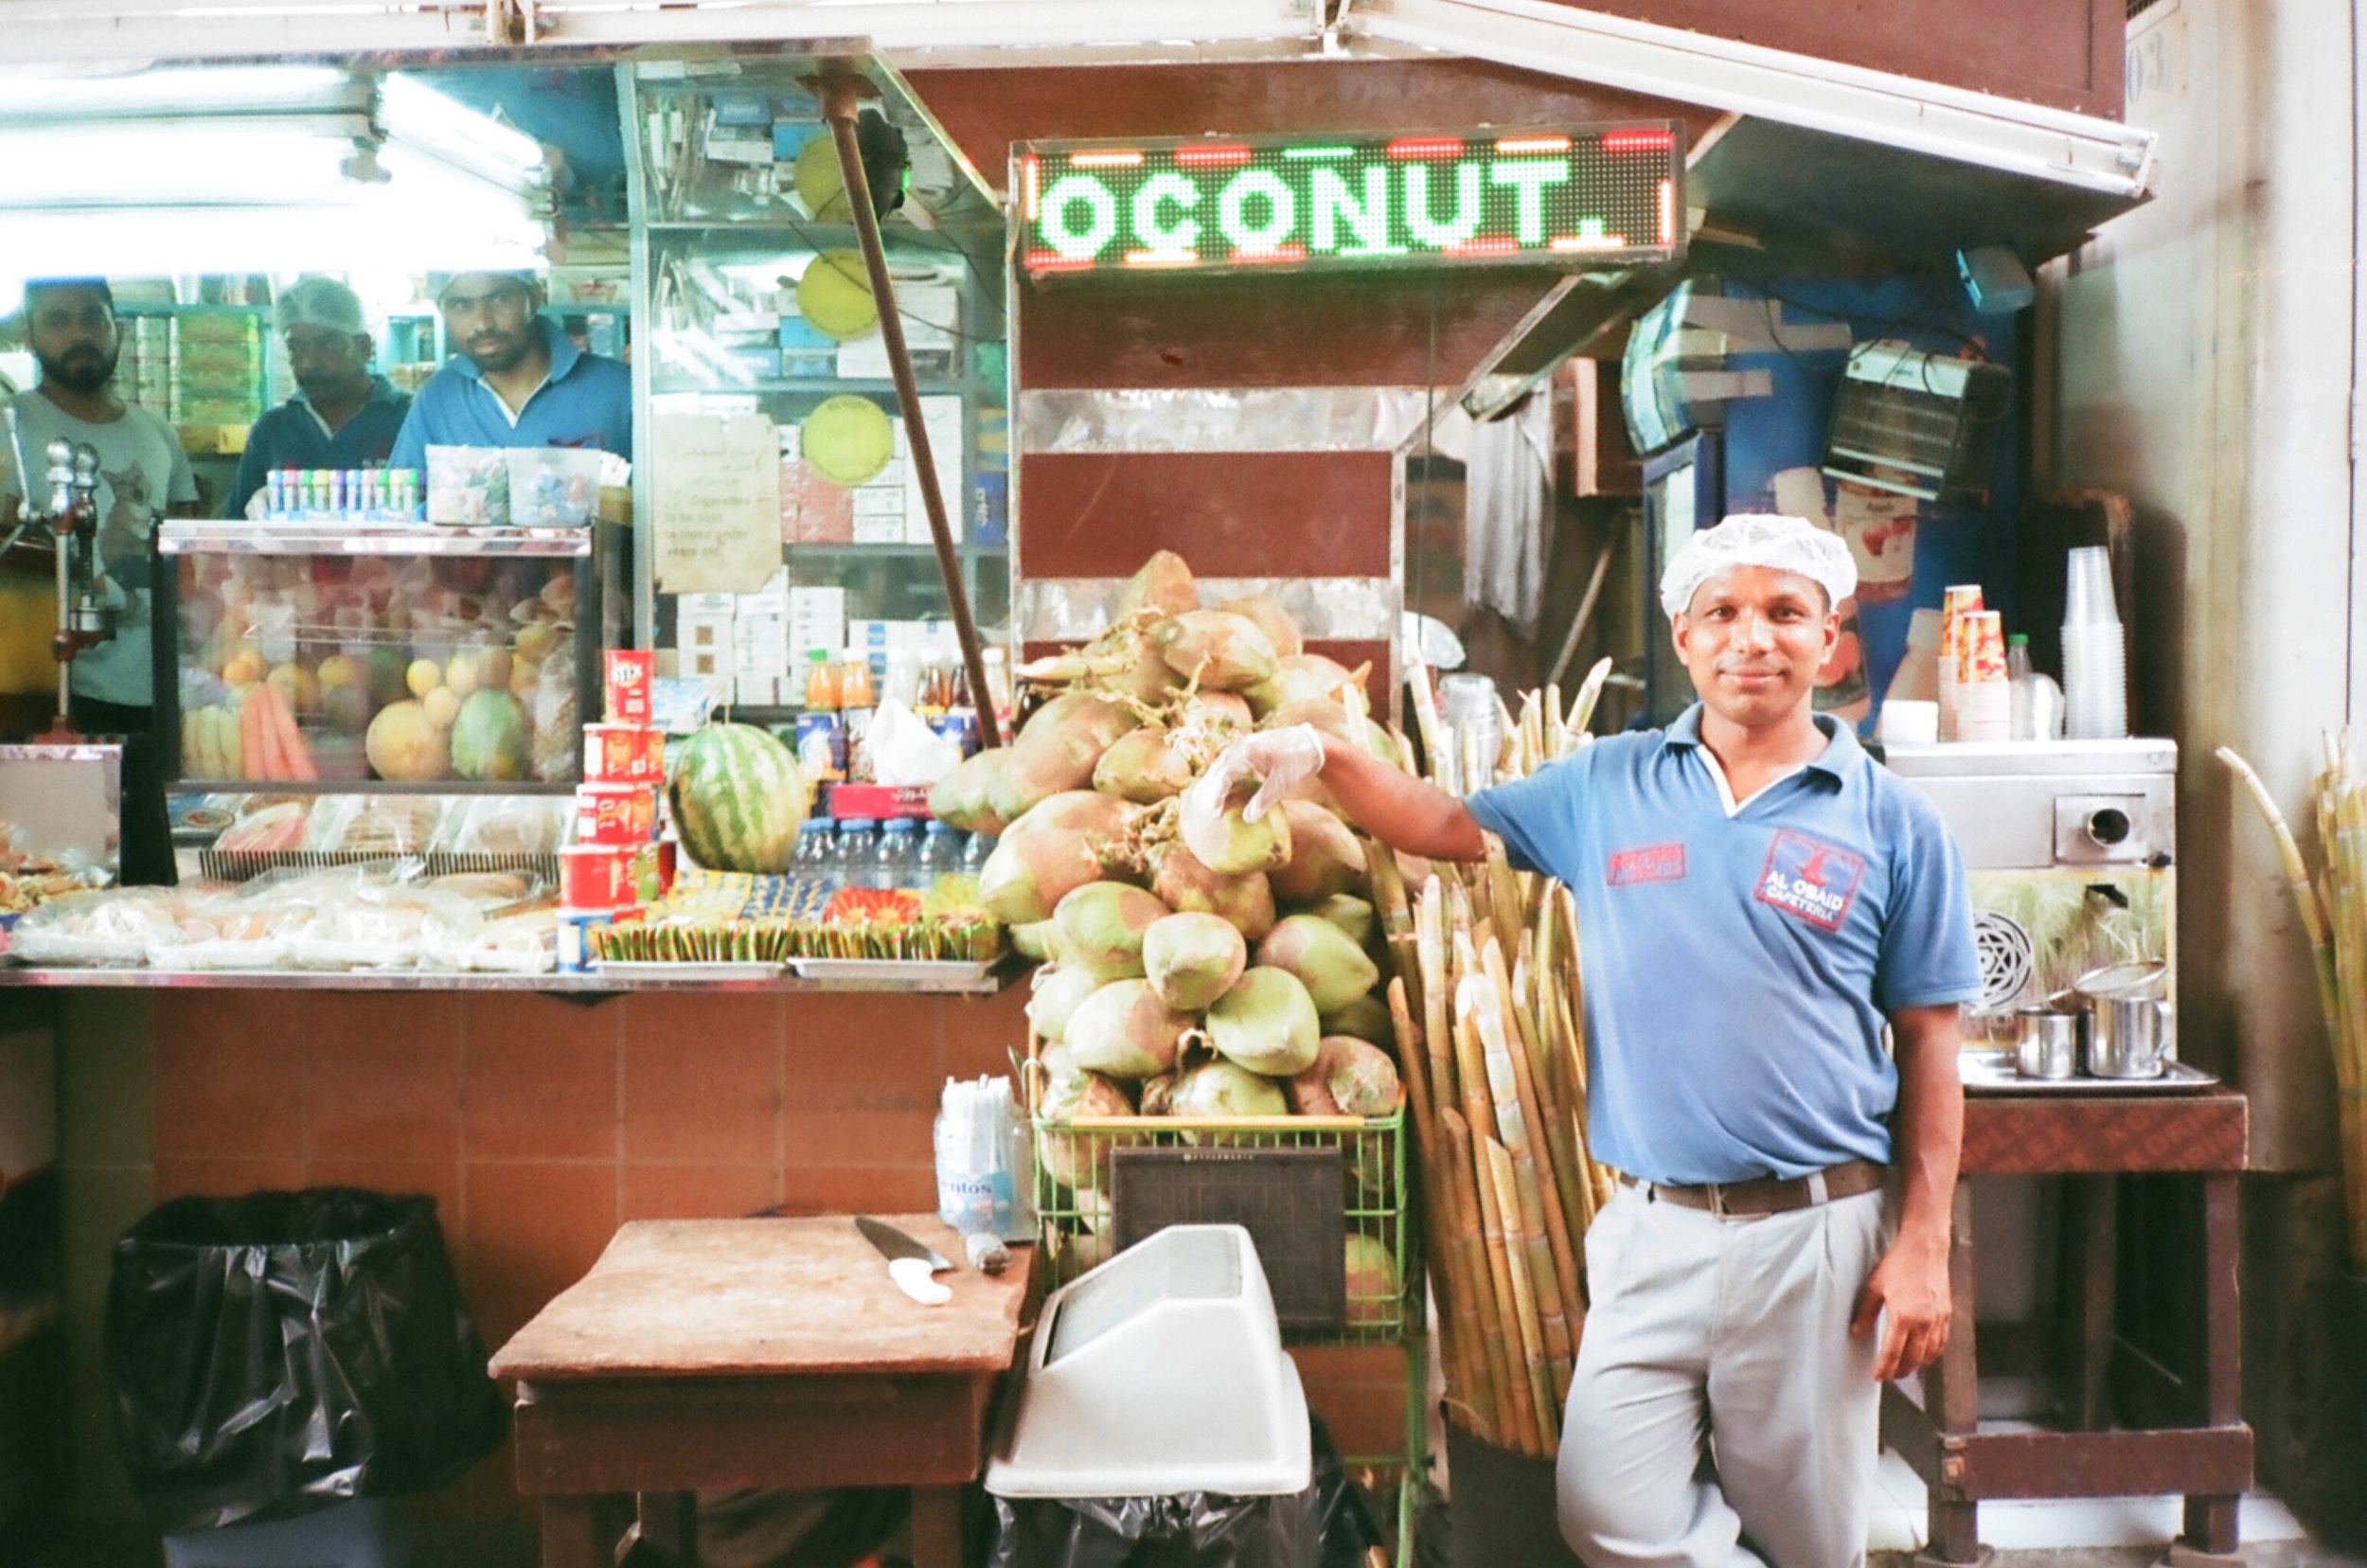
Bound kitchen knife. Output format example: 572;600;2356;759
856;1216;953;1306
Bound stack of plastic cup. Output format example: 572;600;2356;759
1953;611;2012;741
2061;546;2127;739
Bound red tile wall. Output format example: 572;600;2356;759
146;987;1407;1521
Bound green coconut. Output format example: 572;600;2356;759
1181;778;1291;877
1344;1233;1401;1327
1052;881;1170;983
1308;893;1377;950
1261;698;1400;766
1011;918;1065;963
979;791;1130;925
929;747;1016;834
1138;1070;1180;1115
1148;843;1277;942
1064;978;1193;1079
1244;653;1363;718
1168;1059;1290;1118
1083;621;1185;704
1013;691;1140;787
1027;964;1102;1045
1185;690;1255;729
1321;990;1394;1047
1255;914;1380;1014
1092;726;1196;804
1288;1036;1402;1118
1216;593;1304;660
1036;1069;1135;1191
1269;801;1365;906
1141;911;1249;1012
1116;549;1199;618
1204;966;1322;1077
1157;609;1278;692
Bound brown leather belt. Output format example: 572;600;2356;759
1621;1157;1888;1218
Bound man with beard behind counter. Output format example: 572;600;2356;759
0;277;200;884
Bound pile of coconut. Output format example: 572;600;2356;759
931;550;1406;1132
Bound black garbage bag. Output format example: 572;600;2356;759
988;1413;1385;1568
105;1187;508;1534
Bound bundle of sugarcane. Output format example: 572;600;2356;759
1356;657;1620;1458
2222;732;2367;1264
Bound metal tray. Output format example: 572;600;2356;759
593;960;784;983
1960;1050;2219;1096
789;957;996;985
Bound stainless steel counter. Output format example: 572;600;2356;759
0;965;1011;996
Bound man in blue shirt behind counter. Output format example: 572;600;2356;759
1201;513;1981;1568
386;270;631;469
227;276;411;517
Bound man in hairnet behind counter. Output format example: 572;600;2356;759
227;276;412;518
387;270;631;468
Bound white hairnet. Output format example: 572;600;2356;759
274;276;367;336
1659;512;1858;619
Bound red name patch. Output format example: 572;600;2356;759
1607;843;1687;886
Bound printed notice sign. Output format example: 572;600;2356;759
654;414;782;594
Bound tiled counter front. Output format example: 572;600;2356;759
53;986;1409;1529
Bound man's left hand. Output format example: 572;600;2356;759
1850;1227;1951;1381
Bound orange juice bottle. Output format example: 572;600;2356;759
801;647;840;711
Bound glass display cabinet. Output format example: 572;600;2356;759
620;58;1009;705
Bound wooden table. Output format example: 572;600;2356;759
489;1216;1032;1568
1882;1088;2251;1566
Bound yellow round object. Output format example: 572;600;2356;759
801;396;896;489
795;249;878;342
422;686;461;729
792;135;852;222
406;658;441;699
446;651;481;698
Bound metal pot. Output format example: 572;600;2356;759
2014;1007;2082;1079
2073;961;2175;1078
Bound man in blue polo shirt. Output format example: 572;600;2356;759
228;276;411;517
386;271;631;469
1203;513;1978;1568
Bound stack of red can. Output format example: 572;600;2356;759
557;650;675;970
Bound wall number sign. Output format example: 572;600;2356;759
1015;124;1684;278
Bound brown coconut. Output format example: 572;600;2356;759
1188;691;1255;728
1052;881;1170;982
1116;549;1199;618
1268;800;1365;906
1064;979;1193;1079
1216;593;1304;659
1092;727;1196;803
1156;610;1277;692
1255;914;1380;1015
1204;966;1322;1077
1037;1069;1136;1190
979;791;1130;925
1148;842;1277;941
1141;911;1249;1012
1289;1036;1402;1117
1013;691;1139;787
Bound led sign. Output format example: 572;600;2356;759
1015;124;1683;278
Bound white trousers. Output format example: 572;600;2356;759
1556;1182;1895;1568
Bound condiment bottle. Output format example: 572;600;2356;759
802;647;840;711
840;648;878;782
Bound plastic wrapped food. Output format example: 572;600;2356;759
435;794;569;857
304;794;454;857
530;653;579;782
212;800;311;855
506;448;602;527
11;888;188;966
425;445;509;526
283;877;487;971
418;900;558;973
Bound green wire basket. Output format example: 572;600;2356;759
1025;1060;1415;1344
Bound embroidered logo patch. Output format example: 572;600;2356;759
1606;843;1687;886
1753;829;1866;931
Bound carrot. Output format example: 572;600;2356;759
265;686;317;781
239;689;271;780
256;686;292;780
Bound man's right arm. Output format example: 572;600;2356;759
1307;732;1488;863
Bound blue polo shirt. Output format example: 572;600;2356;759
1468;705;1979;1185
386;315;632;470
225;377;412;517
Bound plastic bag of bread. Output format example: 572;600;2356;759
152;866;374;970
303;794;454;857
419;898;558;973
11;887;188;966
434;795;568;858
284;869;484;971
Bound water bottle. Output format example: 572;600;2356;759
961;830;995;876
792;817;834;879
917;819;958;891
875;817;920;892
835;817;877;882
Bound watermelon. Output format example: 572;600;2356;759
450;688;530;782
670;722;810;873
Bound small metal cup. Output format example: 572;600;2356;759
2015;1007;2082;1079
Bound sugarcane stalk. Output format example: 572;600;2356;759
2220;745;2343;1052
1478;945;1584;1359
1486;1135;1559;1452
1568;655;1612;735
1439;1106;1511;1442
1453;1108;1532;1449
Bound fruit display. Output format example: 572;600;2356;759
667;722;810;874
172;550;581;784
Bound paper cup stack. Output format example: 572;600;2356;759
1936;585;1985;740
1952;610;2011;742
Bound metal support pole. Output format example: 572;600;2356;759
818;75;1003;749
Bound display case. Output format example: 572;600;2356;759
152;522;604;792
620;58;1009;706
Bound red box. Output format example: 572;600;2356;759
604;650;655;724
584;722;665;783
826;782;933;821
560;845;636;910
574;783;657;846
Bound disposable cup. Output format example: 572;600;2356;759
2065;546;2120;627
2061;623;2127;739
1958;611;2007;685
1953;682;2012;742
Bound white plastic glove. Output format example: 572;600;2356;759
1190;723;1327;826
